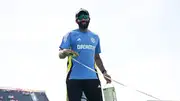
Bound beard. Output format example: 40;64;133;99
78;21;90;29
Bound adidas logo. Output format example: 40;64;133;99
77;38;81;42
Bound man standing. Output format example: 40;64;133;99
59;8;111;101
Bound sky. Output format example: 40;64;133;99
0;0;180;101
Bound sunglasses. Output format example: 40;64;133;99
77;14;89;20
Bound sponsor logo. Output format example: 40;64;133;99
77;44;95;50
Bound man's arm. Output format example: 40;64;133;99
58;32;78;59
95;54;107;74
95;54;111;83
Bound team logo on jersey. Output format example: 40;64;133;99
91;37;95;43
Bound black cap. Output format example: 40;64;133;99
75;8;89;19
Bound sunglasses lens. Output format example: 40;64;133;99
78;15;89;20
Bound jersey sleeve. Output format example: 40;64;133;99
95;36;101;54
59;32;71;49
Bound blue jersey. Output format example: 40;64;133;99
59;29;101;79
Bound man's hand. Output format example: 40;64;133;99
63;49;79;56
103;72;112;83
63;49;79;57
59;49;79;59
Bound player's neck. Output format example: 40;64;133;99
79;28;88;33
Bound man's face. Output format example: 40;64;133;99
76;14;90;29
